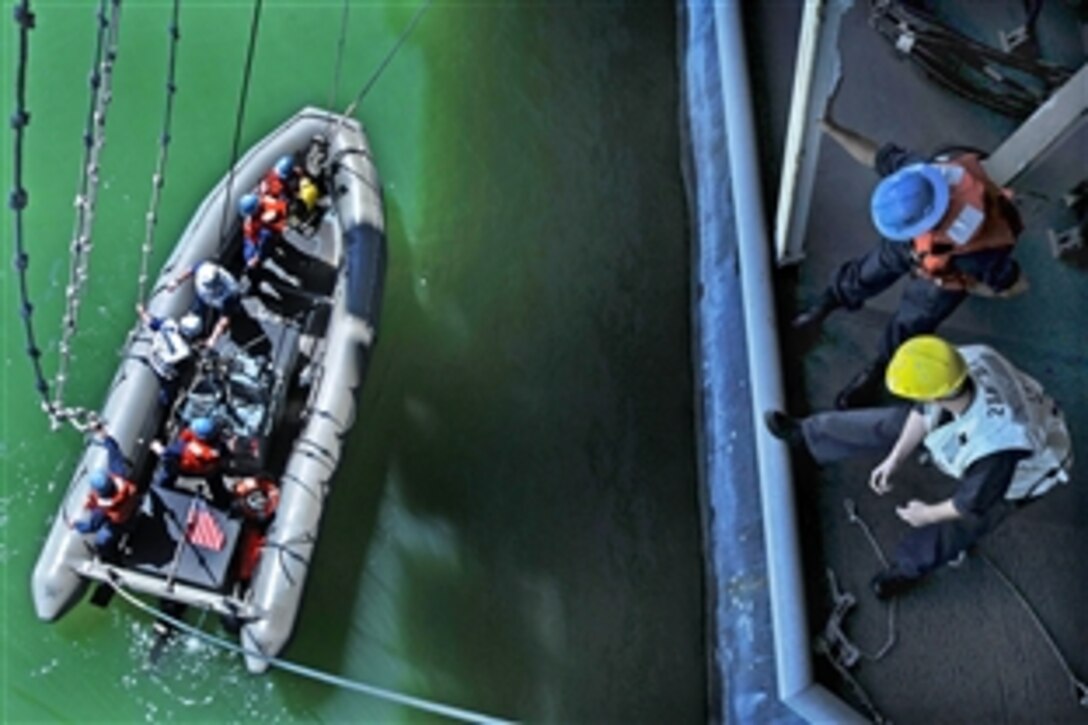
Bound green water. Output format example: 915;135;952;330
2;1;703;721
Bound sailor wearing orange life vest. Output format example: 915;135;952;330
72;422;141;556
231;476;280;582
791;125;1025;410
240;191;288;269
150;417;234;508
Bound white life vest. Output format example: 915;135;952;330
922;345;1072;500
148;319;192;381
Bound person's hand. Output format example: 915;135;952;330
869;456;897;495
166;277;179;292
896;499;931;528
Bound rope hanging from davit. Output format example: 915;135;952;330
9;1;50;411
9;0;115;432
51;0;123;431
102;575;517;724
134;0;182;306
216;0;263;248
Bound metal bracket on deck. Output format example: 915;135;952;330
1048;222;1087;259
820;568;861;669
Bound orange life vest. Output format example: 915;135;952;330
178;428;221;475
235;527;265;582
243;195;287;243
911;154;1018;290
87;475;139;524
232;478;279;582
258;169;284;199
233;477;280;523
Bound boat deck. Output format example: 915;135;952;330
745;1;1088;721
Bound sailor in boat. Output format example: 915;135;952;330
135;303;203;405
269;153;322;222
71;422;141;558
239;154;323;297
231;476;281;583
149;416;237;509
166;260;243;348
239;190;299;297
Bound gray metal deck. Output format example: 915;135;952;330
691;1;1087;722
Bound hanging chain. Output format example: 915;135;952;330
9;1;55;414
49;0;123;431
135;0;181;306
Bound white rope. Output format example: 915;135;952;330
978;552;1088;707
105;576;516;724
842;498;897;661
51;0;123;431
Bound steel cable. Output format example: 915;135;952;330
216;0;263;248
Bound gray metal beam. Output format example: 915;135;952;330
711;2;865;722
983;62;1088;197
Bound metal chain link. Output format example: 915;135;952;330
135;0;181;306
51;0;123;428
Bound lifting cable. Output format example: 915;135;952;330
326;0;351;110
53;0;123;426
216;0;263;248
341;0;434;121
103;576;515;724
134;0;182;306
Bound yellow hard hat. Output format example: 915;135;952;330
885;335;968;401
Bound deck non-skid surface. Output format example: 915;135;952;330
748;1;1088;721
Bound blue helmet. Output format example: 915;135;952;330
273;155;295;179
191;417;217;440
89;469;115;496
238;193;260;218
870;164;950;241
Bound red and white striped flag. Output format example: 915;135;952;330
186;499;225;551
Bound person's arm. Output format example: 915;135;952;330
91;422;128;476
897;449;1027;527
205;314;230;349
73;509;106;533
895;498;960;527
869;407;928;495
167;264;196;292
819;116;880;169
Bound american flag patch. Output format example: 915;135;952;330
186;499;225;551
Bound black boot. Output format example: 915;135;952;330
763;410;806;450
835;363;884;410
791;290;840;332
871;566;918;600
